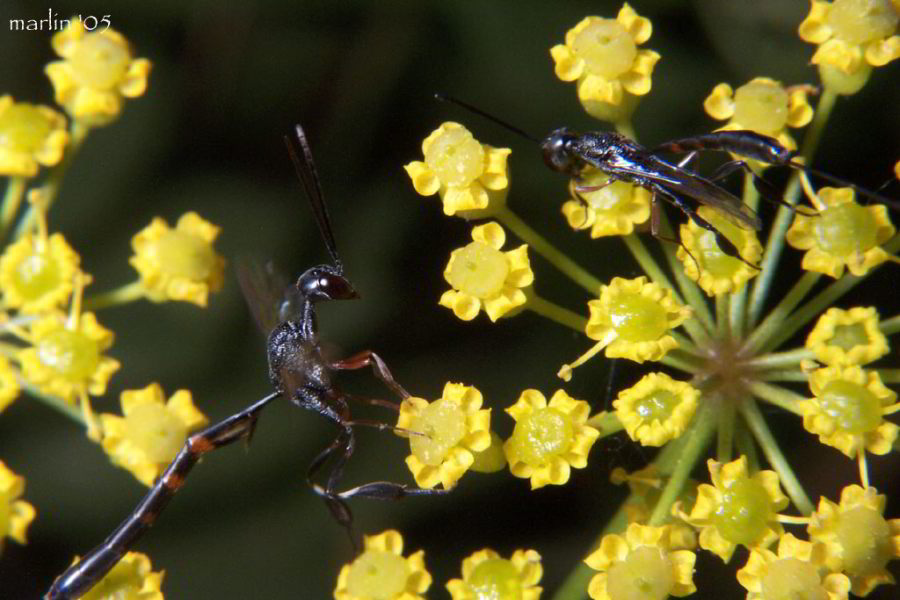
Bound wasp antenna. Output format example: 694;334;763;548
285;125;343;272
792;161;900;211
434;93;541;144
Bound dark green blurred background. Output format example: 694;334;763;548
1;1;898;598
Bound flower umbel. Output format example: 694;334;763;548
805;306;890;366
100;383;209;486
503;389;599;489
0;461;36;548
396;382;491;489
0;96;69;177
334;530;431;600
446;548;543;600
613;372;699;447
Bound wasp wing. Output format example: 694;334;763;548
236;258;295;337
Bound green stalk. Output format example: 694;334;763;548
0;176;27;240
525;293;587;332
743;348;815;370
741;271;820;356
746;381;806;417
83;281;146;311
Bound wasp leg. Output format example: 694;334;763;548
331;350;409;399
707;160;819;217
647;189;701;272
45;391;281;600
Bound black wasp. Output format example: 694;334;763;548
46;125;444;600
438;94;899;267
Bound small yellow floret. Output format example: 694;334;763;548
45;17;152;125
404;122;511;217
100;383;209;486
0;356;20;414
129;212;226;306
503;389;600;489
334;530;431;600
396;382;491;489
805;306;889;366
0;95;69;177
0;461;36;546
0;229;80;314
613;372;699;446
439;222;533;322
562;169;651;237
446;548;543;600
77;551;164;600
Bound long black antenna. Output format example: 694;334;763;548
434;93;542;144
284;124;343;271
789;160;900;211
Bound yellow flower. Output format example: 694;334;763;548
446;548;543;600
0;356;21;413
677;206;763;296
100;383;209;486
550;4;660;122
584;523;696;600
786;185;897;278
404;122;511;217
805;306;890;366
737;533;851;600
0;95;69;177
681;457;789;562
503;389;599;489
396;382;491;489
799;0;900;93
0;461;36;547
334;530;431;600
561;169;651;237
469;430;508;474
439;222;533;322
800;365;899;457
0;221;80;314
703;78;814;161
76;551;164;600
808;485;900;596
613;372;699;447
130;212;226;307
559;276;691;381
45;17;152;125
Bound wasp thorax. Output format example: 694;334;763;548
296;264;357;302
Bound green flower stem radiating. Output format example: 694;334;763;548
730;174;759;338
660;349;703;374
526;293;587;332
23;381;84;423
881;315;900;336
586;410;625;436
739;398;814;515
735;415;760;472
669;332;701;357
717;394;735;462
494;205;602;294
744;348;815;370
13;121;90;240
0;176;27;240
716;294;731;340
758;370;810;383
83;281;146;311
742;271;820;355
799;89;838;165
747;381;806;416
614;120;638;141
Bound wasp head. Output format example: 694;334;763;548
541;128;582;176
296;264;358;303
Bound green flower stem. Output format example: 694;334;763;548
878;369;900;384
23;381;84;424
526;293;587;332
746;381;806;417
757;370;809;383
586;410;624;436
614;120;637;141
716;294;731;341
739;398;814;515
648;403;716;526
660;349;703;374
744;348;815;370
669;332;701;357
494;205;602;294
735;415;760;472
84;281;146;311
799;88;837;164
741;271;820;356
0;176;27;240
881;314;900;336
730;175;759;338
717;394;735;462
13;121;90;239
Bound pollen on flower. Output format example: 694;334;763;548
334;530;431;600
584;523;696;600
439;222;533;322
680;456;789;563
808;485;900;596
446;548;543;600
395;382;491;489
677;206;763;296
550;4;660;122
799;365;899;457
0;356;21;414
503;389;600;489
0;227;80;314
736;532;851;600
129;212;226;307
0;461;36;547
75;550;164;600
613;372;699;447
562;169;651;237
0;95;69;177
404;122;511;217
805;306;890;366
45;17;152;125
99;383;209;486
786;184;897;278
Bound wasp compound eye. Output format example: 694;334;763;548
541;128;580;175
